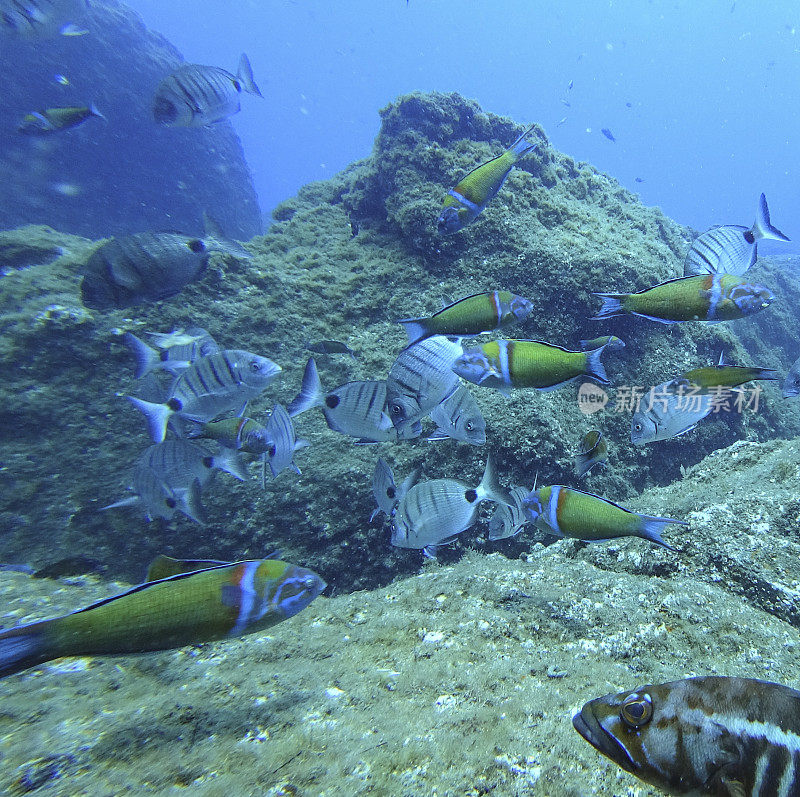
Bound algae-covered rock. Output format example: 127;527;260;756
1;91;799;594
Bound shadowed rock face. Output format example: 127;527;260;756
0;91;798;594
0;0;261;240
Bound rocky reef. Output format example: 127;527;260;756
1;0;261;239
0;90;798;598
0;436;798;795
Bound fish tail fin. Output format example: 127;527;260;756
591;293;627;320
183;419;204;439
396;317;430;346
509;124;539;158
123;332;160;379
212;448;248;481
477;454;514;507
753;193;790;242
752;367;779;381
574;454;592;478
176;479;207;525
89;102;106;121
202;212;252;258
584;344;610;384
288;358;324;417
100;496;140;511
637;515;688;551
0;621;53;678
127;396;171;442
237;53;262;97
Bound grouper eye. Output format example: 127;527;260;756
633;423;643;432
620;693;653;728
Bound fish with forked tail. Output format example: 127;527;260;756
592;274;775;324
438;125;539;234
522;485;686;549
19;103;104;134
574;676;800;796
0;557;325;679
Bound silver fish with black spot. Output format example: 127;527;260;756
1;0;87;38
128;350;281;443
784;354;800;398
631;379;713;445
574;676;800;797
391;455;512;556
683;193;790;277
386;336;462;433
81;231;245;310
263;403;308;483
427;383;486;446
102;439;247;524
487;484;533;540
288;358;421;443
153;54;262;127
370;457;421;522
123;327;219;379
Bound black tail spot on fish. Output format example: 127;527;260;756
153;97;178;123
744;230;755;244
188;239;206;253
167;398;183;411
464;489;478;503
268;444;276;457
166;498;177;509
202;456;214;469
325;394;340;409
387;487;396;499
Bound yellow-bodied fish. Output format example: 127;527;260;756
437;125;538;234
18;103;105;135
397;290;533;345
678;357;777;391
523;485;686;549
574;430;608;477
453;339;609;396
0;557;325;679
592;273;774;323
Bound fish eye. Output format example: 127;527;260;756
390;403;403;416
465;421;475;431
620;693;653;728
249;359;262;372
187;239;206;253
633;423;642;432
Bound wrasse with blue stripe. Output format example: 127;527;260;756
0;556;325;679
592;274;774;324
574;676;800;797
397;291;533;346
437;125;539;234
523;485;686;550
453;339;609;396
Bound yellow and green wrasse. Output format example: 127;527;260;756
452;339;609;396
678;364;778;391
437;125;538;234
18;103;105;135
523;485;686;550
0;557;326;679
574;430;608;477
592;273;774;323
186;415;271;455
579;335;625;352
397;291;533;346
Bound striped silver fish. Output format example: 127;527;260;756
784;355;800;399
386;336;462;433
288;358;421;443
124;327;220;379
391;455;512;555
102;440;246;524
574;676;800;796
487;484;532;540
427;383;486;446
128;350;281;443
263;403;307;482
631;379;713;445
1;0;87;38
153;54;262;127
370;458;420;522
683;193;789;277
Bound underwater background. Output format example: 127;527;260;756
1;1;800;795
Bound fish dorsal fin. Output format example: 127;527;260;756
145;554;231;582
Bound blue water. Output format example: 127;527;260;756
124;0;800;250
